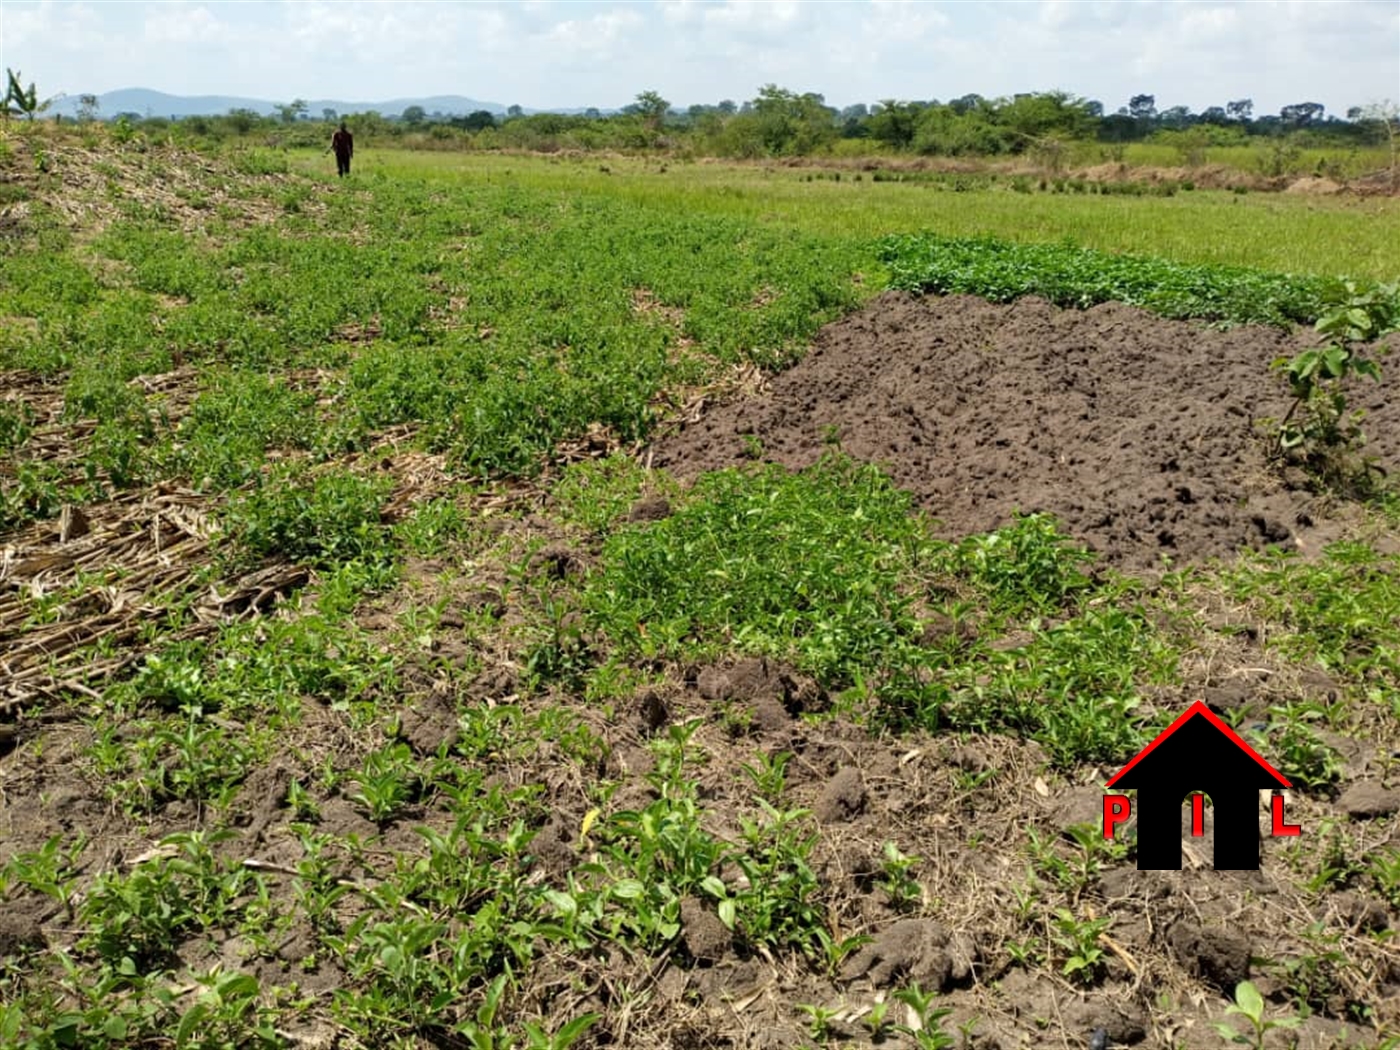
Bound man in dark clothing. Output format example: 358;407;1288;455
330;122;353;177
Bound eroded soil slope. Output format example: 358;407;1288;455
652;292;1400;568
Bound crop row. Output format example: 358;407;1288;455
877;233;1400;327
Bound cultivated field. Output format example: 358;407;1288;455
3;131;1400;1050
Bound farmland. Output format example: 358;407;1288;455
3;130;1400;1050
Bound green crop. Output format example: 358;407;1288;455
877;233;1395;327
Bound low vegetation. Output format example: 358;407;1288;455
878;233;1397;327
2;129;1399;1049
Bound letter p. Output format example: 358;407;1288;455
1103;794;1131;839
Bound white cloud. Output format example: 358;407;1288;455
4;0;106;52
546;7;645;57
866;0;949;39
3;0;1394;115
144;3;226;44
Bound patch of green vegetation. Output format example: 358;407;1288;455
1224;542;1400;684
584;453;928;686
166;368;321;490
550;453;677;536
360;151;1400;279
584;453;1175;765
222;466;394;572
878;232;1396;327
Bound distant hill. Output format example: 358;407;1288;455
50;88;530;120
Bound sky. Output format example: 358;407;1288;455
2;0;1397;117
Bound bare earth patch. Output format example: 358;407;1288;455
651;292;1400;570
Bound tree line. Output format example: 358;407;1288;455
28;77;1399;164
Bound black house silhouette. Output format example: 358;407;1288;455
1107;701;1291;870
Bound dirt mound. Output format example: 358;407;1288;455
1286;176;1345;195
650;293;1400;569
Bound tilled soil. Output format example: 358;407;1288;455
652;293;1400;569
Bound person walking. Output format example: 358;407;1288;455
330;121;354;177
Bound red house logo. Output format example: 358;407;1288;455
1103;701;1301;869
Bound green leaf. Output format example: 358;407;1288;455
216;972;259;999
1234;979;1264;1020
553;1012;602;1048
700;875;727;899
612;878;646;899
718;897;737;930
1211;1021;1248;1044
176;1002;210;1046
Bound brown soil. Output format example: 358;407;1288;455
651;292;1400;569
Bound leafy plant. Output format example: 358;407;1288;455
799;1002;842;1043
4;834;86;916
893;982;956;1049
878;841;923;911
584;451;928;691
1271;280;1398;491
4;68;53;122
348;742;420;823
1212;979;1301;1048
1051;908;1110;986
223;466;393;571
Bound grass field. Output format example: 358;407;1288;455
3;132;1400;1050
333;149;1400;277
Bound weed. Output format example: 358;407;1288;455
1259;704;1343;794
893;982;957;1049
740;749;792;804
1369;847;1400;908
1051;908;1110;986
799;1002;842;1042
584;451;928;691
878;841;923;911
940;512;1096;616
3;834;86;916
81;829;251;970
1212;979;1301;1048
348;741;421;823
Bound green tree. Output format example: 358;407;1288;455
868;100;921;149
226;107;259;134
745;83;837;155
913;104;1011;156
1127;93;1157;121
276;98;308;124
633;89;670;130
459;109;496;131
401;105;426;126
1280;101;1325;128
998;91;1095;145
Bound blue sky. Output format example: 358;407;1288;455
2;0;1396;116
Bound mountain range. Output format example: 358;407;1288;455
50;88;606;120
